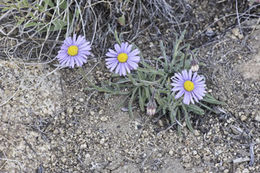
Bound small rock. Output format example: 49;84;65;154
79;98;84;102
224;169;229;173
194;130;200;136
254;115;260;122
192;150;197;155
238;33;244;39
169;150;174;156
206;28;215;37
242;168;249;173
67;107;73;114
99;109;104;115
158;120;164;127
100;138;105;145
100;116;108;122
240;115;247;121
231;28;243;39
80;143;87;149
90;111;95;116
232;28;240;36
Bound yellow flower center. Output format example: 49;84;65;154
184;80;194;92
117;53;128;63
67;45;78;56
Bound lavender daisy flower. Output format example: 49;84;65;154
171;69;206;105
105;42;140;76
57;35;91;68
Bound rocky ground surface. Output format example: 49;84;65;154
0;21;259;173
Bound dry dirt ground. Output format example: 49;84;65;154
0;20;260;173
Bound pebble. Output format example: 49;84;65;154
90;111;95;116
254;115;260;122
194;130;200;136
240;115;247;121
100;138;105;144
242;168;249;173
100;116;108;122
158;120;164;127
99;109;104;115
192;150;198;155
80;143;87;149
67;107;73;114
169;150;174;156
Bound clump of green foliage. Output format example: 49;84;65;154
87;31;224;134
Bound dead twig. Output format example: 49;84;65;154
249;143;254;166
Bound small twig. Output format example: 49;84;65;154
141;149;156;168
233;157;250;164
157;122;177;135
249;143;254;166
235;0;242;34
0;78;24;107
130;117;152;149
0;158;23;173
22;137;37;155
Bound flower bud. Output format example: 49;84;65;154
191;59;199;72
146;98;157;116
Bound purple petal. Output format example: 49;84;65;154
72;34;77;44
124;63;130;73
183;70;189;80
191;92;199;102
188;70;192;80
108;49;118;55
183;92;191;105
115;63;121;74
107;61;118;71
127;61;138;69
121;63;127;76
172;86;182;92
175;89;184;99
115;44;121;52
129;56;140;63
106;52;117;58
126;44;132;53
129;49;140;57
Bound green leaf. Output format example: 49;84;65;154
198;102;217;114
187;104;204;115
59;0;67;10
114;30;121;44
144;87;150;100
159;40;168;72
24;22;43;28
182;104;193;132
202;93;225;105
53;19;66;31
128;88;138;118
118;15;125;26
137;67;164;76
47;0;55;7
177;109;182;136
138;87;145;111
169;107;177;124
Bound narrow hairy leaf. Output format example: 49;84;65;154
203;94;225;105
138;87;145;111
187;104;205;115
129;88;138;118
182;104;194;132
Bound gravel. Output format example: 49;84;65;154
0;21;259;173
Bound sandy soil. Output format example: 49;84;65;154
0;21;259;173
